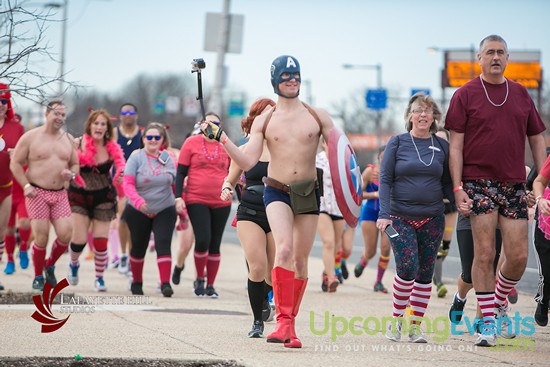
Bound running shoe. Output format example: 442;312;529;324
194;278;205;296
94;277;107;292
119;255;129;274
130;282;144;295
205;284;218;298
341;260;349;280
374;281;388;293
449;292;467;324
262;299;275;322
495;303;516;339
172;264;184;285
354;261;366;278
535;300;549;327
474;321;497;347
67;262;80;286
0;282;4;291
161;282;174;297
385;319;402;342
44;265;57;287
335;268;344;284
437;282;448;298
408;325;428;343
4;261;15;275
248;320;264;338
32;276;45;292
19;251;29;269
507;287;518;304
321;272;328;292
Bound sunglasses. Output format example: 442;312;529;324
0;99;8;105
120;110;136;116
145;135;162;141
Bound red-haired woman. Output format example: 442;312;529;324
221;98;276;338
67;109;125;291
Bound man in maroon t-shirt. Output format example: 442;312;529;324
445;34;547;347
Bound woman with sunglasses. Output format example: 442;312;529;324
175;112;231;298
123;122;177;297
67;109;125;292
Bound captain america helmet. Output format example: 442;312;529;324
270;55;301;98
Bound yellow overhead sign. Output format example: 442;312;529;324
446;61;541;89
443;50;542;89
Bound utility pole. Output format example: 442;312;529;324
210;0;230;115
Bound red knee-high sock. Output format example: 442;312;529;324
45;239;69;268
206;253;221;285
93;238;108;279
18;228;31;252
194;250;208;279
5;234;16;262
409;281;432;325
32;243;46;277
130;256;145;283
157;255;172;284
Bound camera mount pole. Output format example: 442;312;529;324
193;68;214;139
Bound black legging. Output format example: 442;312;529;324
456;229;502;284
534;216;550;304
124;205;177;259
186;204;231;255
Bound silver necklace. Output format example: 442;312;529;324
410;132;434;167
479;75;508;107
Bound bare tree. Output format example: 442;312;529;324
0;0;76;104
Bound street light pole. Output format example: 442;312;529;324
58;0;68;96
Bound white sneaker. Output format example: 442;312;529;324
94;277;107;292
385;319;402;342
119;255;129;274
495;303;516;339
474;321;497;347
408;325;428;343
67;263;79;286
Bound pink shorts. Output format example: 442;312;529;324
8;195;28;226
26;186;71;221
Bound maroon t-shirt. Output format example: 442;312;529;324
445;77;546;182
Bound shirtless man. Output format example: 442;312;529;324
197;55;336;348
10;101;79;291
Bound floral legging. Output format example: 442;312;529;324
389;214;445;282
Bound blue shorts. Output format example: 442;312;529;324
360;205;379;222
263;186;320;215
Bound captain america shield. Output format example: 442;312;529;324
328;128;362;227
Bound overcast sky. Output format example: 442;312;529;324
16;0;550;115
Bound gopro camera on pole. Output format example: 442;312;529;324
191;58;214;139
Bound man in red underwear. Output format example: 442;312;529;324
10;100;79;291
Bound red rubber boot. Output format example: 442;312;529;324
284;278;308;348
266;267;295;343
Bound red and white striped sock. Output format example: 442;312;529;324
392;274;414;318
157;255;172;284
495;271;519;308
476;292;495;323
0;241;5;261
410;281;432;325
94;250;109;278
